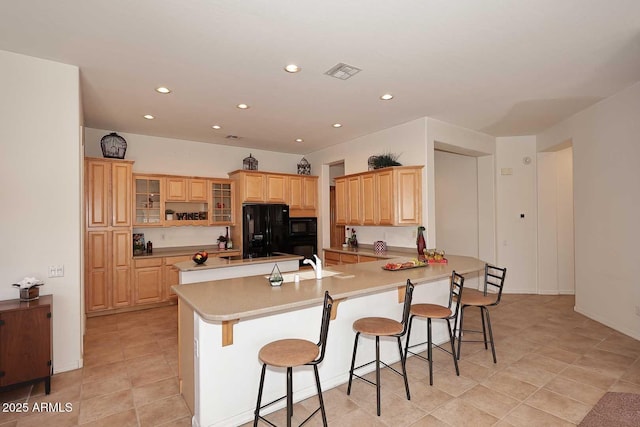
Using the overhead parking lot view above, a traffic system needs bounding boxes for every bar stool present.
[404,271,465,385]
[254,291,333,427]
[347,279,414,416]
[456,264,506,363]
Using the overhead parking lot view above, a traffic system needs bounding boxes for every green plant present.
[165,209,175,214]
[372,152,402,169]
[217,235,228,243]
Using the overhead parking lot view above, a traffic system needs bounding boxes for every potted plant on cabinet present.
[217,235,227,249]
[165,209,175,221]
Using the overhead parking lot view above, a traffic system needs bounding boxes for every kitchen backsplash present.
[134,226,229,249]
[345,226,420,249]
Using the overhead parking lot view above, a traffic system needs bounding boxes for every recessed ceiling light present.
[155,87,171,94]
[380,93,394,100]
[212,125,221,130]
[295,138,304,143]
[237,103,250,109]
[284,64,301,73]
[332,123,342,128]
[143,114,155,120]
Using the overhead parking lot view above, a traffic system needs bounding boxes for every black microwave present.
[289,217,317,236]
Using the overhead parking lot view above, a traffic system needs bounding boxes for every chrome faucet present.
[303,254,323,279]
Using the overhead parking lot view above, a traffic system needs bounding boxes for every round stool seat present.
[459,290,497,306]
[353,317,403,336]
[259,339,319,368]
[410,303,451,319]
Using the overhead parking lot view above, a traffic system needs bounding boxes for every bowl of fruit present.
[192,251,208,265]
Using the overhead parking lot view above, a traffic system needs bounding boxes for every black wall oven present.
[288,217,317,265]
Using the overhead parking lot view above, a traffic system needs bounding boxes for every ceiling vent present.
[325,63,362,80]
[225,135,239,139]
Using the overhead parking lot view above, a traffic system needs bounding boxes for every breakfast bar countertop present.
[172,254,486,322]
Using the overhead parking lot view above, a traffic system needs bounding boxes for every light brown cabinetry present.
[265,174,287,203]
[0,295,52,394]
[85,158,134,314]
[210,180,234,225]
[166,177,208,202]
[164,256,191,301]
[134,175,164,226]
[323,250,384,265]
[335,166,423,226]
[86,158,132,228]
[289,175,318,217]
[133,258,164,305]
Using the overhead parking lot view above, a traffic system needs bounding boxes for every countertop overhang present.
[173,255,486,322]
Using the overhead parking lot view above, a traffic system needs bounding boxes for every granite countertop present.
[173,254,486,322]
[174,252,303,272]
[133,245,240,259]
[324,244,417,259]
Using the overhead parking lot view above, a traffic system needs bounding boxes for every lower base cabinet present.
[0,295,52,394]
[133,258,164,304]
[323,250,384,265]
[164,256,192,301]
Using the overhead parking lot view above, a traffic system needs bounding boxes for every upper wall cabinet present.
[133,175,164,226]
[335,166,423,226]
[165,177,208,202]
[210,179,234,225]
[228,171,318,217]
[86,158,133,228]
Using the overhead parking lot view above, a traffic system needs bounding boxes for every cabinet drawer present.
[164,255,192,265]
[358,255,380,263]
[324,251,341,262]
[134,258,163,268]
[340,254,359,264]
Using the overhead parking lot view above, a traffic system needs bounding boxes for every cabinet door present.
[112,230,132,307]
[86,160,109,228]
[361,173,376,225]
[340,253,359,264]
[0,305,51,387]
[134,176,163,226]
[242,173,265,202]
[358,255,380,263]
[288,176,303,210]
[323,250,341,266]
[376,170,394,225]
[265,174,287,203]
[134,267,163,304]
[302,177,317,209]
[166,177,187,201]
[164,256,191,300]
[111,162,132,227]
[395,168,421,225]
[86,231,110,311]
[210,180,234,225]
[347,176,361,224]
[188,179,208,201]
[335,178,347,225]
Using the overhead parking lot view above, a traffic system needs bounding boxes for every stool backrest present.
[314,291,334,364]
[449,271,465,320]
[399,279,416,336]
[484,264,507,304]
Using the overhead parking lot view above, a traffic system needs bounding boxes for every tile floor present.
[1,294,639,426]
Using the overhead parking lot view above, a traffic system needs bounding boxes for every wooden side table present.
[0,294,52,394]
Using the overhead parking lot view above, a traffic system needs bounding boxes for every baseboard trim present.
[574,305,640,340]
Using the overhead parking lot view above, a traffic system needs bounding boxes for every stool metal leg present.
[286,367,293,427]
[397,336,410,400]
[446,318,459,376]
[484,307,497,363]
[427,318,433,385]
[480,306,488,349]
[254,364,267,426]
[313,365,328,426]
[456,306,465,360]
[375,335,381,416]
[347,332,360,395]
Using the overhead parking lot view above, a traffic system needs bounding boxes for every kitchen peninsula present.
[174,252,302,284]
[174,254,486,427]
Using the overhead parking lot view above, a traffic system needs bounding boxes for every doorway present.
[329,162,345,248]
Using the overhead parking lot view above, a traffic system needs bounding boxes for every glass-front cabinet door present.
[210,180,234,225]
[134,175,163,226]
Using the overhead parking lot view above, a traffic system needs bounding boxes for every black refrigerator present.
[242,204,290,258]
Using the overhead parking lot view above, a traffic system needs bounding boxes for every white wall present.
[495,136,538,293]
[85,128,301,248]
[537,147,574,295]
[434,150,479,257]
[0,50,83,372]
[538,82,640,339]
